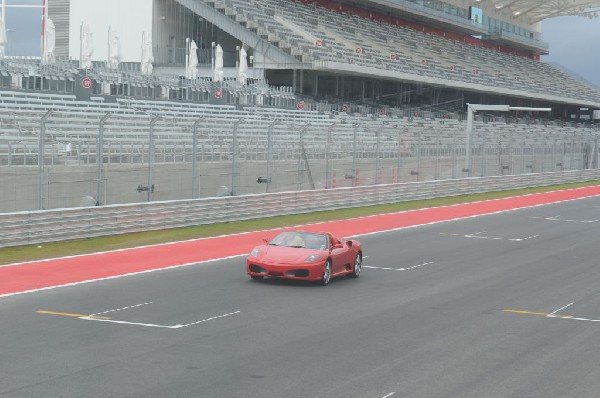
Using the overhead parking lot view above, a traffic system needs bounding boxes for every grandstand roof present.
[486,0,600,23]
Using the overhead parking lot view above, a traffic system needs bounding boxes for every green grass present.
[2,180,599,265]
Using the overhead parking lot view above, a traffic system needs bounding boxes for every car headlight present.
[250,248,259,257]
[305,254,321,262]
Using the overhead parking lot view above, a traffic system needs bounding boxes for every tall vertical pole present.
[435,128,441,180]
[80,22,84,66]
[266,120,275,193]
[325,123,335,189]
[185,37,190,79]
[352,124,358,187]
[147,115,159,202]
[211,41,215,81]
[192,117,204,199]
[375,127,382,184]
[397,128,404,183]
[231,118,242,195]
[595,133,599,169]
[466,104,474,177]
[416,127,422,182]
[42,0,47,57]
[97,112,111,206]
[38,111,51,210]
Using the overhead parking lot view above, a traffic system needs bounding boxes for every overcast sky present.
[542,16,600,88]
[2,2,599,88]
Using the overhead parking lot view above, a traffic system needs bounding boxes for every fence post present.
[231,118,243,195]
[147,115,160,202]
[298,122,314,190]
[375,126,382,184]
[451,128,456,179]
[325,123,335,189]
[97,112,111,205]
[416,126,422,182]
[352,124,358,187]
[569,131,575,170]
[266,119,276,193]
[38,110,52,210]
[594,134,598,169]
[482,128,488,177]
[192,116,204,199]
[521,134,526,174]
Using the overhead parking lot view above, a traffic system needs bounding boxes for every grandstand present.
[41,0,600,115]
[0,0,599,212]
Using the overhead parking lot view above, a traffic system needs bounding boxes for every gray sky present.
[542,16,600,88]
[4,0,42,56]
[2,2,599,88]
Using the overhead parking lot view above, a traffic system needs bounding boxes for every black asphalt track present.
[2,196,600,398]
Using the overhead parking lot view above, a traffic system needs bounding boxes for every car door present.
[329,237,349,274]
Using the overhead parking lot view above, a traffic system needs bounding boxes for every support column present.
[362,79,366,102]
[292,69,297,93]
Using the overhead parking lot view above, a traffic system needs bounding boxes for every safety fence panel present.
[1,169,599,248]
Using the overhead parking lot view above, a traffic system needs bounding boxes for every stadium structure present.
[40,0,600,117]
[1,0,600,213]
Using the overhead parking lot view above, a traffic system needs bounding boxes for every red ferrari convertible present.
[246,231,363,285]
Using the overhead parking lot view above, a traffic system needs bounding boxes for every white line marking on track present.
[90,302,153,316]
[81,310,241,329]
[364,262,433,271]
[80,318,178,329]
[382,393,396,398]
[440,232,539,242]
[175,310,242,328]
[505,309,600,323]
[548,302,574,317]
[529,215,598,223]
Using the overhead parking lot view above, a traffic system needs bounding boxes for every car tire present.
[321,260,332,286]
[349,252,362,278]
[250,275,264,280]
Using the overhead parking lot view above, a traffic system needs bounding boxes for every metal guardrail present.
[1,170,599,248]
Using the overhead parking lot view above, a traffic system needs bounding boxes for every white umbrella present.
[188,40,198,79]
[213,44,224,82]
[238,46,247,85]
[141,31,153,75]
[80,23,93,69]
[108,27,120,69]
[0,9,6,60]
[42,18,56,64]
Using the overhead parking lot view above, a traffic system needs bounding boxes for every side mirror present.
[262,238,269,244]
[346,241,353,247]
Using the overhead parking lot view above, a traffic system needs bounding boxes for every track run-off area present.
[3,185,600,397]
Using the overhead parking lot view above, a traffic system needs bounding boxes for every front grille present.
[285,269,309,277]
[249,264,267,274]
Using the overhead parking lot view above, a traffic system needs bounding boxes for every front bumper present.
[246,259,324,280]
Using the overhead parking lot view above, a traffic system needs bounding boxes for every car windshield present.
[269,232,328,250]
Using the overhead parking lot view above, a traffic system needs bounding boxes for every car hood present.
[260,245,324,263]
